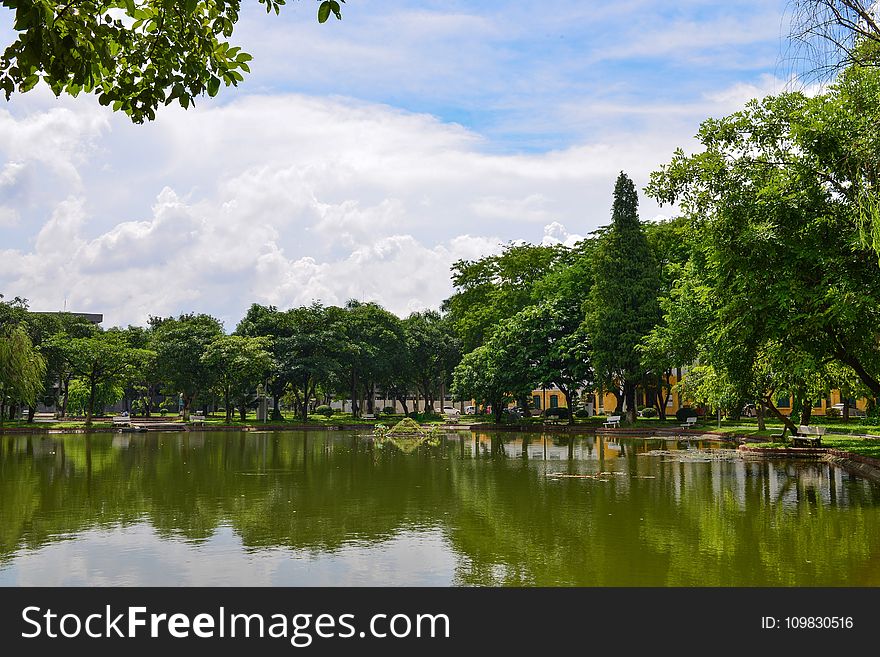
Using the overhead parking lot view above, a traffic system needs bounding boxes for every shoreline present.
[6,421,880,483]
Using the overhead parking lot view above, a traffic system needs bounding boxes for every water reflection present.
[1,431,879,586]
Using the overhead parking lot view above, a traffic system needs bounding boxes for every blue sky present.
[0,0,804,327]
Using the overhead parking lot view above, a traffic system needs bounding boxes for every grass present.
[746,436,880,459]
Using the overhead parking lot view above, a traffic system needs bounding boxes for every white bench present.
[189,412,206,425]
[603,415,621,428]
[112,415,131,428]
[362,413,376,420]
[680,416,698,428]
[793,425,825,448]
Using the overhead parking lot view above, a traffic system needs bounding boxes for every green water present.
[1,430,878,586]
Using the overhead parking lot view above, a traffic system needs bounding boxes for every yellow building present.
[524,370,868,417]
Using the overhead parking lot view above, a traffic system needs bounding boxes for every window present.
[776,394,790,408]
[550,395,559,408]
[532,395,541,410]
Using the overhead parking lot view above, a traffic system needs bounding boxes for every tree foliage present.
[202,334,273,422]
[584,172,659,422]
[1,0,343,123]
[151,313,224,418]
[444,243,563,353]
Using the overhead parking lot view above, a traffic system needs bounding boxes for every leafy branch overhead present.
[0,0,344,123]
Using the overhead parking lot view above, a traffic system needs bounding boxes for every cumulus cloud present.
[0,91,689,327]
[541,222,584,248]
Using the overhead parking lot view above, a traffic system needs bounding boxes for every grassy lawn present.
[746,436,880,459]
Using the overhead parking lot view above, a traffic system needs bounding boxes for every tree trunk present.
[493,399,503,424]
[224,384,232,424]
[834,345,880,399]
[367,382,375,414]
[563,388,574,425]
[301,375,310,423]
[396,395,409,416]
[272,393,282,421]
[60,374,71,419]
[843,397,850,422]
[350,372,359,418]
[27,405,35,423]
[757,402,766,431]
[86,375,96,427]
[612,386,624,414]
[801,398,812,426]
[762,394,798,438]
[623,381,637,424]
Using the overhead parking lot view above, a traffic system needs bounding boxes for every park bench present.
[189,411,206,426]
[792,425,825,448]
[362,413,376,420]
[112,415,131,428]
[603,415,621,428]
[680,416,698,429]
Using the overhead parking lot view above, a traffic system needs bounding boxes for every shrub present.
[574,409,590,418]
[383,406,397,415]
[315,405,334,417]
[640,407,657,418]
[676,407,698,422]
[544,407,570,419]
[825,407,841,419]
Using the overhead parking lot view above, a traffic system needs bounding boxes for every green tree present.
[451,343,530,424]
[67,329,135,426]
[444,243,563,353]
[584,172,659,423]
[403,310,461,413]
[0,299,46,426]
[151,313,224,419]
[647,78,880,403]
[65,378,123,416]
[273,304,342,422]
[334,301,405,418]
[202,334,273,423]
[236,303,296,421]
[490,299,592,424]
[1,0,342,123]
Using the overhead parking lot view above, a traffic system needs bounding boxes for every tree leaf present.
[318,1,331,23]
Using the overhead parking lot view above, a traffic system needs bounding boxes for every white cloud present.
[0,91,696,327]
[541,222,584,248]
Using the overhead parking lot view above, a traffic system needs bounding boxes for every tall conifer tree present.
[585,172,659,422]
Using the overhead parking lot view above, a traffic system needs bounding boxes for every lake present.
[1,430,879,586]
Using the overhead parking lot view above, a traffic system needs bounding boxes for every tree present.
[66,378,123,416]
[443,243,563,353]
[451,344,530,424]
[273,304,342,422]
[403,310,461,413]
[490,299,592,424]
[647,80,880,404]
[334,301,405,418]
[152,313,224,419]
[789,1,880,75]
[584,172,659,423]
[0,0,343,123]
[202,334,273,423]
[67,329,134,425]
[236,303,296,420]
[0,300,46,426]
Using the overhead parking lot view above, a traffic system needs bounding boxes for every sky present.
[0,0,805,329]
